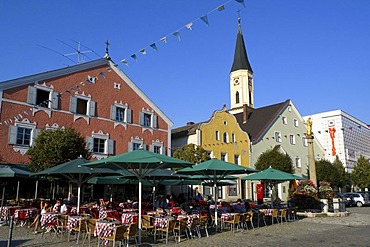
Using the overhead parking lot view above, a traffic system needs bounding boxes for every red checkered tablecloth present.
[153,216,174,229]
[14,208,37,224]
[221,213,236,221]
[177,214,200,228]
[94,220,122,245]
[40,212,58,227]
[121,213,138,225]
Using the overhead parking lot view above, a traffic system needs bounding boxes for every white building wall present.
[304,110,370,172]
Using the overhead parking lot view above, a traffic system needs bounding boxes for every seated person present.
[180,200,192,215]
[233,199,246,213]
[52,200,62,213]
[219,201,231,213]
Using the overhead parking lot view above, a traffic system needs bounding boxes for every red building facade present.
[0,58,172,164]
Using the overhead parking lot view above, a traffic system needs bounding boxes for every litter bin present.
[339,201,346,212]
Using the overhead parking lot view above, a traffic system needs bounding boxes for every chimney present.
[243,104,248,124]
[186,122,195,126]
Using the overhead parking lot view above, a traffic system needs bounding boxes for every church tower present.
[229,16,254,114]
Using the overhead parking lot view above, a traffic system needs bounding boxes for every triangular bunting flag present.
[160,37,167,43]
[131,54,138,62]
[99,72,106,79]
[186,22,193,30]
[200,15,209,26]
[150,43,158,52]
[80,81,85,86]
[121,59,129,66]
[235,0,245,7]
[217,5,225,11]
[140,49,146,55]
[173,31,181,41]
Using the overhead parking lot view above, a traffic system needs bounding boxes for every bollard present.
[333,198,339,212]
[320,199,328,213]
[7,216,14,247]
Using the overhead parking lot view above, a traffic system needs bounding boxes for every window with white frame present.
[87,131,114,155]
[234,154,240,165]
[139,110,157,128]
[232,133,236,143]
[294,119,299,127]
[128,137,145,151]
[27,85,59,109]
[282,116,287,125]
[290,134,296,145]
[215,131,220,141]
[150,140,164,154]
[274,131,282,143]
[70,94,95,116]
[111,103,132,123]
[228,185,237,196]
[302,137,308,147]
[223,132,228,143]
[221,152,227,161]
[295,157,301,168]
[8,119,40,147]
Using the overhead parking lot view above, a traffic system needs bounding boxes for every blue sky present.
[1,1,369,128]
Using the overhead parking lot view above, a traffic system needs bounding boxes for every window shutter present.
[70,96,77,113]
[27,86,37,105]
[153,114,158,128]
[161,146,165,155]
[149,145,154,152]
[142,144,147,150]
[110,105,116,120]
[51,92,59,109]
[32,129,41,146]
[8,126,17,144]
[86,137,94,152]
[139,112,144,126]
[108,139,114,154]
[128,142,133,152]
[127,109,132,123]
[89,100,96,117]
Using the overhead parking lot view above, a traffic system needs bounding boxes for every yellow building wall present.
[199,109,252,201]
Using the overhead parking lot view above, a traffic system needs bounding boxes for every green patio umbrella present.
[0,164,33,207]
[241,166,305,208]
[84,149,194,243]
[176,158,257,229]
[33,157,119,213]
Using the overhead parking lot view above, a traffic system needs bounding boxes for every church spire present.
[230,16,253,73]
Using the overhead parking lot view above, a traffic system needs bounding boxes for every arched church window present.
[235,91,240,104]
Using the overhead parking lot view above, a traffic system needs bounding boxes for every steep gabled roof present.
[0,58,110,90]
[233,100,291,143]
[171,122,203,138]
[230,17,253,73]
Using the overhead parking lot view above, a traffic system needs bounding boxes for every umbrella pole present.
[1,187,5,208]
[16,181,20,202]
[214,182,218,231]
[34,180,38,199]
[138,180,142,244]
[152,186,156,211]
[77,186,81,214]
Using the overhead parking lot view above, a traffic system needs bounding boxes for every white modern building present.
[304,110,370,172]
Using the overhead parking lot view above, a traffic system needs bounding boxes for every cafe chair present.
[97,224,126,247]
[188,217,201,238]
[278,209,287,223]
[68,217,87,244]
[123,222,138,247]
[224,213,240,232]
[241,212,254,231]
[155,219,176,245]
[82,218,97,247]
[271,209,279,225]
[173,218,189,242]
[197,215,209,237]
[141,215,154,236]
[56,214,68,239]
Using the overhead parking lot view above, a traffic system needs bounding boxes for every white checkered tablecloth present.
[14,208,37,225]
[67,215,83,232]
[40,212,58,227]
[221,213,236,221]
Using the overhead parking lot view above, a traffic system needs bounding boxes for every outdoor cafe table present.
[153,216,174,229]
[66,215,90,232]
[14,208,38,226]
[99,209,118,220]
[177,214,200,228]
[94,219,122,245]
[40,212,58,227]
[121,212,138,225]
[0,206,21,217]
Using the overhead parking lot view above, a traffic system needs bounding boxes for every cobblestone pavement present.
[1,207,370,247]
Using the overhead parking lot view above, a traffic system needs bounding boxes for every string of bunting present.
[121,0,245,66]
[0,71,107,126]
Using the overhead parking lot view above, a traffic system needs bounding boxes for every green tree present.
[332,156,346,188]
[173,144,210,163]
[316,157,346,189]
[254,149,294,174]
[27,127,90,172]
[352,155,370,189]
